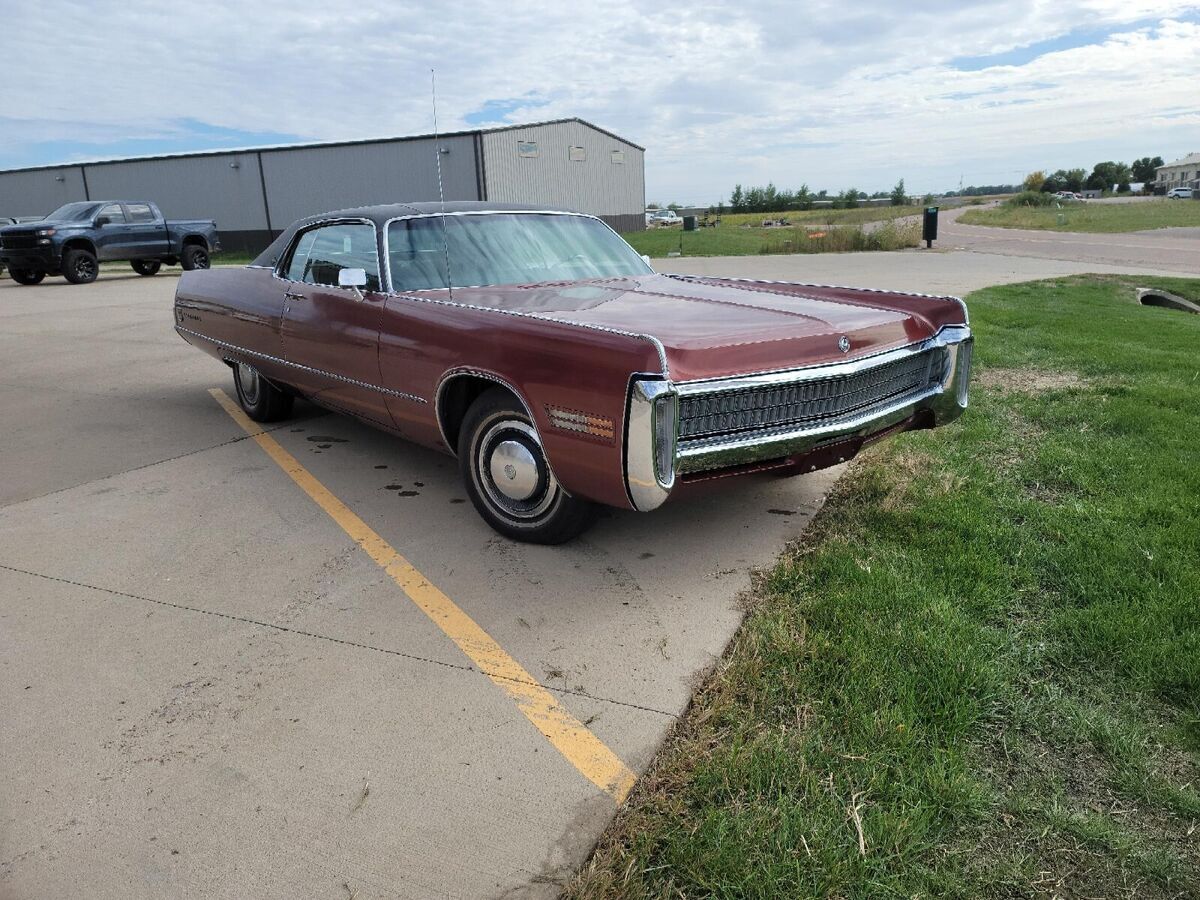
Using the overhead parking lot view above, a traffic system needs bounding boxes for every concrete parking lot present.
[1,241,1188,898]
[0,271,836,898]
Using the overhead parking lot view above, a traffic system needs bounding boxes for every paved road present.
[938,204,1200,274]
[0,272,835,899]
[667,239,1186,294]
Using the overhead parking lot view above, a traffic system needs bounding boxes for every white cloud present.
[1,0,1197,201]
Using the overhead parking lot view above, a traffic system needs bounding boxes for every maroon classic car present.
[174,202,972,543]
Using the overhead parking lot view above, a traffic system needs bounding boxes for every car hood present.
[421,273,966,382]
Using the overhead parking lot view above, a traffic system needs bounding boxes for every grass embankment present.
[568,275,1200,899]
[960,200,1200,233]
[623,219,920,259]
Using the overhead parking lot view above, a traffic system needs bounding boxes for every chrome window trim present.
[271,216,380,289]
[674,325,971,395]
[662,273,970,326]
[175,325,426,405]
[379,208,653,294]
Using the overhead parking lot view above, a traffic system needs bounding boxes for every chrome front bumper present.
[625,325,973,511]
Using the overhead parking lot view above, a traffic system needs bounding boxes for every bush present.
[1005,191,1056,208]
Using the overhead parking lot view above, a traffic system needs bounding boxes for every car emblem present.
[838,335,851,353]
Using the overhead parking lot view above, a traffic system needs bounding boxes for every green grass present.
[712,206,925,228]
[567,275,1200,899]
[959,199,1200,233]
[622,220,920,259]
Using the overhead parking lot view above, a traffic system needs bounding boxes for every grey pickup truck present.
[0,201,220,285]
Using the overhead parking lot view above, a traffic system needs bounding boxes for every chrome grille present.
[679,349,944,442]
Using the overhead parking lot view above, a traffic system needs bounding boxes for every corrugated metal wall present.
[260,134,480,228]
[0,121,645,250]
[481,121,645,225]
[0,167,88,218]
[84,153,269,232]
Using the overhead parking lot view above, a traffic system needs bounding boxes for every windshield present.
[387,213,651,291]
[44,202,101,222]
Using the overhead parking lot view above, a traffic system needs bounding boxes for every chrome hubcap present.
[236,364,260,405]
[488,439,539,501]
[476,419,556,519]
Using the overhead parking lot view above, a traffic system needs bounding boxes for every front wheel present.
[232,362,294,422]
[181,245,210,270]
[131,259,161,276]
[62,248,99,284]
[458,388,596,544]
[9,267,45,285]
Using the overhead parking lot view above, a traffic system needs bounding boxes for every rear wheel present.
[131,259,161,276]
[232,362,294,422]
[181,245,210,270]
[457,388,596,544]
[62,248,98,284]
[9,267,45,285]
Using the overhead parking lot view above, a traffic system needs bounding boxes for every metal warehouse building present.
[0,118,646,252]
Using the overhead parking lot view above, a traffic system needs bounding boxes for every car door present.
[123,202,165,258]
[92,203,127,260]
[278,221,390,425]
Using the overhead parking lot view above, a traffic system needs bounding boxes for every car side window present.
[284,230,319,282]
[126,203,155,223]
[291,223,380,292]
[98,203,125,224]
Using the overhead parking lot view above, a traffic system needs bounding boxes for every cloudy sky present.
[2,0,1197,203]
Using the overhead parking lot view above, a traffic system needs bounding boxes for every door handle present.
[284,291,305,301]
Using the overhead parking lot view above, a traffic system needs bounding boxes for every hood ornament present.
[838,335,851,354]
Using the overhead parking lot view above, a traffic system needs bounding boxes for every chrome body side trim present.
[175,325,426,404]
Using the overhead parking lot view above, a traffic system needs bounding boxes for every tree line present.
[722,179,915,214]
[1023,157,1163,194]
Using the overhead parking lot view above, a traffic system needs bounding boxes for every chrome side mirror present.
[338,267,367,298]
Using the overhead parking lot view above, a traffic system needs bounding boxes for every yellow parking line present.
[209,388,637,803]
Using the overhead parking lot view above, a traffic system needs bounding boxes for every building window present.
[518,141,538,158]
[610,149,625,165]
[569,146,586,162]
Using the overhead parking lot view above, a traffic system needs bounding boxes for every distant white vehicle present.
[1167,187,1193,199]
[650,209,682,226]
[1053,191,1084,202]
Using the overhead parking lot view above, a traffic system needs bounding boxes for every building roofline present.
[0,117,644,176]
[1157,152,1200,169]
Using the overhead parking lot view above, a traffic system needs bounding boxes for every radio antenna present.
[431,68,453,299]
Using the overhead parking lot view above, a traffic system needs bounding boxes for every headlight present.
[36,228,56,237]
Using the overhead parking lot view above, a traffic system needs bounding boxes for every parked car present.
[0,201,220,285]
[174,202,972,543]
[1053,191,1084,202]
[1167,187,1194,199]
[650,209,682,227]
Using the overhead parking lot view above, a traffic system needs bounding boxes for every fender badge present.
[838,335,851,353]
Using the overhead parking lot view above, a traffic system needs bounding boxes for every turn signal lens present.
[653,392,677,485]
